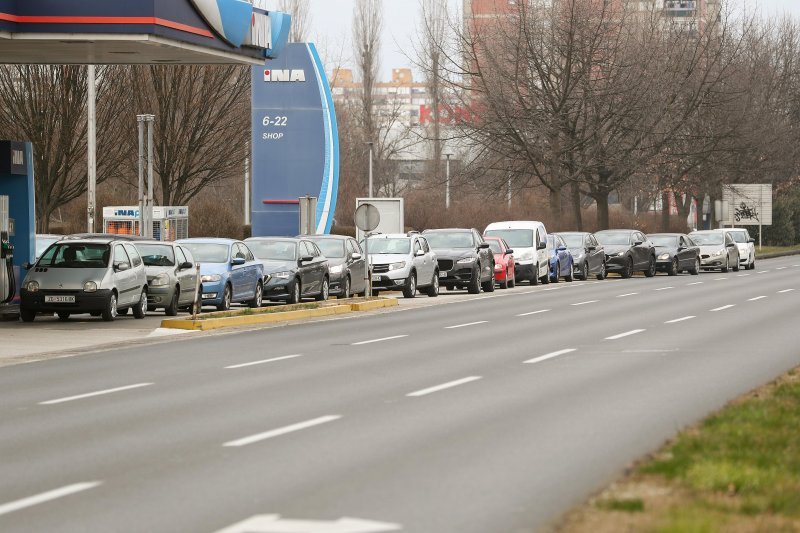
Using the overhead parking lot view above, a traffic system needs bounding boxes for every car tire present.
[644,256,656,277]
[217,284,232,311]
[467,266,481,294]
[581,262,589,281]
[596,261,607,280]
[690,258,700,275]
[622,257,633,279]
[733,259,740,272]
[343,276,351,299]
[508,269,515,288]
[482,267,495,292]
[721,257,729,273]
[668,258,678,276]
[403,272,417,298]
[426,272,439,297]
[530,265,539,285]
[551,262,560,283]
[132,290,148,319]
[565,263,574,282]
[57,312,70,321]
[288,279,301,304]
[315,277,330,301]
[20,308,36,323]
[248,281,263,308]
[500,272,509,290]
[165,289,179,316]
[750,258,755,270]
[102,292,118,322]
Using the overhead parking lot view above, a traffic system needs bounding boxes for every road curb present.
[757,249,800,259]
[160,298,398,331]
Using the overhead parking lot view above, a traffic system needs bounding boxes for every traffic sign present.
[354,203,381,233]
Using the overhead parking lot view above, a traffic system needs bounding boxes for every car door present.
[475,230,492,281]
[242,243,261,296]
[175,246,197,305]
[229,243,248,301]
[123,243,146,299]
[349,239,366,293]
[677,236,692,268]
[586,235,600,273]
[112,244,136,306]
[631,232,646,268]
[536,228,548,278]
[725,233,738,264]
[420,236,437,283]
[311,242,327,288]
[299,241,320,294]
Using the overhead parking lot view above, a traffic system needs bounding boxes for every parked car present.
[689,230,740,272]
[300,234,366,298]
[484,236,515,289]
[547,234,574,283]
[245,237,331,304]
[484,221,550,285]
[178,238,264,311]
[722,228,756,270]
[35,234,63,261]
[646,233,701,276]
[20,237,149,322]
[422,228,495,294]
[594,230,657,278]
[134,241,199,315]
[555,232,606,280]
[365,232,439,298]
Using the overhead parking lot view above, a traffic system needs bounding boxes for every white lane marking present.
[407,376,482,397]
[225,354,303,370]
[351,335,408,346]
[540,287,563,292]
[654,287,674,291]
[665,316,696,324]
[748,296,767,301]
[778,289,795,294]
[40,383,153,405]
[605,329,645,340]
[713,277,727,281]
[711,305,735,312]
[517,309,550,317]
[571,300,599,306]
[524,348,576,364]
[223,415,341,447]
[737,273,750,277]
[215,515,402,533]
[445,321,488,329]
[616,292,638,298]
[0,482,101,517]
[757,270,769,274]
[776,267,787,270]
[687,282,703,286]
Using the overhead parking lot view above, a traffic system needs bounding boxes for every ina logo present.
[189,0,253,47]
[263,69,307,82]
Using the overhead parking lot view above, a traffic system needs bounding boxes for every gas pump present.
[1,195,15,305]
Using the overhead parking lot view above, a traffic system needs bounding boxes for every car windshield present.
[247,241,297,261]
[648,236,679,247]
[691,233,724,245]
[182,243,229,263]
[727,231,748,243]
[560,234,584,248]
[424,232,474,249]
[367,238,411,254]
[137,244,176,267]
[546,235,555,248]
[484,229,533,248]
[38,243,110,268]
[311,239,345,258]
[35,237,60,258]
[487,240,503,254]
[595,232,631,246]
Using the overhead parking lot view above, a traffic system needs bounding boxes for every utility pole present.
[87,65,97,233]
[445,153,453,210]
[136,114,155,237]
[367,141,374,198]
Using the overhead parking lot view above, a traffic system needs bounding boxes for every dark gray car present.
[594,230,656,278]
[646,233,701,276]
[134,241,200,315]
[555,232,607,280]
[246,237,330,304]
[422,228,495,294]
[300,234,366,298]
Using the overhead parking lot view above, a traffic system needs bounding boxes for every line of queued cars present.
[19,223,757,322]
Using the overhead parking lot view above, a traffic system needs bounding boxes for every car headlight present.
[201,274,222,283]
[457,257,475,264]
[713,250,724,257]
[658,253,670,260]
[329,265,344,275]
[388,261,406,271]
[83,281,98,293]
[150,273,169,287]
[26,280,39,292]
[271,271,292,279]
[615,252,625,257]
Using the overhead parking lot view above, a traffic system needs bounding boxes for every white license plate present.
[45,295,75,304]
[371,275,382,282]
[439,271,448,278]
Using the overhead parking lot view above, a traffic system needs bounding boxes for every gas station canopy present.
[0,0,290,65]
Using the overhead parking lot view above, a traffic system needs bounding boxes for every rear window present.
[38,243,110,269]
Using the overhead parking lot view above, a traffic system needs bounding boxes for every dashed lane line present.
[605,329,646,340]
[225,354,303,369]
[223,415,342,447]
[748,296,768,301]
[351,335,408,346]
[687,282,703,286]
[571,300,599,306]
[0,482,102,517]
[665,316,696,324]
[616,293,638,298]
[654,287,674,291]
[778,289,795,294]
[516,309,550,317]
[407,376,482,397]
[39,383,153,406]
[757,270,769,274]
[711,305,735,312]
[445,321,488,329]
[713,277,727,281]
[524,349,576,364]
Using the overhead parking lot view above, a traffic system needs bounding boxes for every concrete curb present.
[161,298,399,331]
[757,249,800,259]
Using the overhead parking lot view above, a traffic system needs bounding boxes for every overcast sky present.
[266,0,800,81]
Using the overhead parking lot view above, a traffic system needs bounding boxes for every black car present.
[300,234,367,298]
[555,232,607,280]
[646,233,701,276]
[594,230,656,278]
[245,237,330,304]
[422,228,495,294]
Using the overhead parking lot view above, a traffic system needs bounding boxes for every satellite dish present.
[354,203,380,232]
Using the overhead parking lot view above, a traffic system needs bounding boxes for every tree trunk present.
[661,189,671,232]
[570,182,583,231]
[549,187,562,222]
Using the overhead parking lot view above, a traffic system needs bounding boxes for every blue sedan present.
[178,238,264,311]
[548,234,574,283]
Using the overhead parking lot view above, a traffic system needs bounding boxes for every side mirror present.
[351,252,362,260]
[22,262,32,270]
[537,242,547,250]
[415,249,425,257]
[726,242,736,248]
[300,255,314,263]
[179,261,194,270]
[557,246,567,252]
[677,246,686,252]
[114,261,131,272]
[231,257,246,266]
[478,243,490,250]
[586,246,596,252]
[748,238,755,243]
[634,240,644,246]
[504,249,514,255]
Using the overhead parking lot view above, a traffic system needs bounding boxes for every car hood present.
[602,245,631,255]
[199,262,230,276]
[568,247,586,256]
[24,267,109,291]
[369,253,410,264]
[654,245,677,254]
[430,248,475,260]
[257,259,297,274]
[698,245,726,255]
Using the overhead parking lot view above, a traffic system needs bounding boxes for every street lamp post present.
[136,114,155,237]
[367,142,374,198]
[87,65,97,233]
[445,153,453,210]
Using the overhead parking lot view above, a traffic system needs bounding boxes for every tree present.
[277,0,312,43]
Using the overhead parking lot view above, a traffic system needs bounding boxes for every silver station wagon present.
[20,237,149,322]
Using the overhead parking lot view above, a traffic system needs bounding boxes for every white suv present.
[722,228,756,270]
[365,233,439,298]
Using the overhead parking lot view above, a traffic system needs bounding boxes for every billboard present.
[251,43,339,237]
[722,184,773,226]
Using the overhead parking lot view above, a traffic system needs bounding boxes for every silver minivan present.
[20,237,149,322]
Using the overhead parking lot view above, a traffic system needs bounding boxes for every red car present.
[484,236,516,289]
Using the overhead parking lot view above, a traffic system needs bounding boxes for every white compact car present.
[722,228,756,270]
[484,221,551,285]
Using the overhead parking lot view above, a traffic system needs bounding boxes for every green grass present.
[596,497,645,512]
[755,245,800,256]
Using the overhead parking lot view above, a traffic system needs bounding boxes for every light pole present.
[87,65,97,233]
[445,153,453,210]
[136,114,155,237]
[367,142,374,198]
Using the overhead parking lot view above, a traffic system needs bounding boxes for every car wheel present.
[403,272,417,298]
[57,312,70,321]
[482,267,495,292]
[102,292,118,322]
[500,270,509,290]
[508,268,515,288]
[248,281,264,308]
[315,277,330,301]
[690,258,700,275]
[165,289,179,316]
[750,258,755,270]
[217,284,232,311]
[551,262,560,283]
[668,258,678,276]
[288,279,301,304]
[596,261,607,280]
[565,263,574,282]
[343,276,351,299]
[581,262,589,281]
[721,257,729,273]
[644,256,656,277]
[622,257,633,279]
[426,272,439,297]
[733,259,740,272]
[467,266,481,294]
[133,290,148,319]
[20,308,36,323]
[530,265,539,285]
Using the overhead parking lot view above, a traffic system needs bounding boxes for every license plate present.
[45,295,75,304]
[439,271,448,278]
[371,275,382,282]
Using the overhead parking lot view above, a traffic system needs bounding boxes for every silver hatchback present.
[134,241,199,315]
[20,238,149,322]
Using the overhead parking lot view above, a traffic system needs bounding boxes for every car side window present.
[180,247,195,265]
[232,243,246,260]
[175,247,187,265]
[312,243,322,257]
[299,241,311,257]
[123,244,142,267]
[413,239,422,255]
[114,244,130,265]
[349,240,362,255]
[242,244,255,261]
[420,237,430,253]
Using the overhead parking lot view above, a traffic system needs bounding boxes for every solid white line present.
[616,292,638,298]
[225,354,303,369]
[654,287,674,291]
[711,305,735,312]
[571,300,598,306]
[407,376,482,397]
[605,329,645,340]
[778,289,795,294]
[516,309,550,317]
[351,335,408,346]
[665,316,696,324]
[687,282,704,286]
[524,348,576,364]
[748,296,767,301]
[223,415,341,447]
[445,321,488,329]
[40,383,153,405]
[0,482,101,517]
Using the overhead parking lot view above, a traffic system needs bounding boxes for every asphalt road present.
[0,257,798,533]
